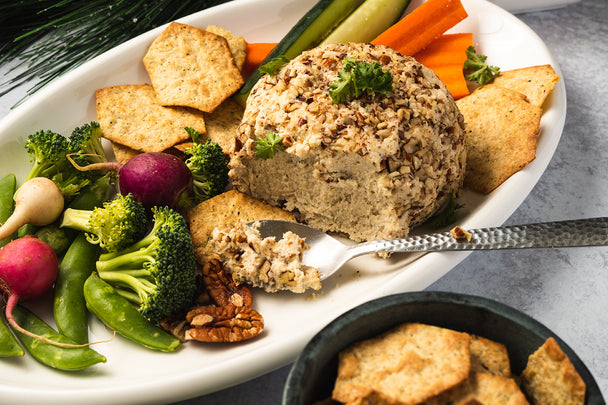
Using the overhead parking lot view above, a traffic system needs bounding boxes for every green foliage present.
[0,0,232,102]
[95,206,197,324]
[254,131,285,160]
[329,57,393,104]
[60,193,148,253]
[463,46,501,86]
[184,140,229,203]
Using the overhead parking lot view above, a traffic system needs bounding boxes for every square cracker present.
[187,189,296,264]
[143,22,244,113]
[173,98,244,154]
[457,84,542,194]
[96,84,205,153]
[520,337,586,405]
[332,323,471,405]
[469,334,512,377]
[491,64,560,108]
[423,372,529,405]
[206,25,247,71]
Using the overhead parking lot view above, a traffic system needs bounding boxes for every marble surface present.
[0,0,605,403]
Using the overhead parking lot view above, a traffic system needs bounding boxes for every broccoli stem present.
[97,271,156,304]
[59,208,93,232]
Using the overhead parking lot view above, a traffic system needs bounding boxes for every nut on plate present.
[203,257,253,307]
[185,305,264,343]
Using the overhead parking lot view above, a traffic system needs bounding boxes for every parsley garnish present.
[463,46,501,86]
[259,56,290,76]
[254,131,285,159]
[426,191,465,229]
[329,57,393,104]
[185,126,203,143]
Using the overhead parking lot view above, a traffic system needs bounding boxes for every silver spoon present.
[252,217,608,281]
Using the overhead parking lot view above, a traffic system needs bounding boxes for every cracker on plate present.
[96,83,205,153]
[423,372,530,405]
[491,64,560,108]
[332,322,471,405]
[520,337,586,405]
[143,22,244,113]
[172,98,244,154]
[110,141,140,165]
[187,189,296,265]
[456,84,542,194]
[469,334,512,377]
[206,25,247,71]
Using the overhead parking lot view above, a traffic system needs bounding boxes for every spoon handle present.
[347,217,608,256]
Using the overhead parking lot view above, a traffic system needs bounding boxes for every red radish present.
[0,177,65,241]
[0,236,60,342]
[71,152,193,209]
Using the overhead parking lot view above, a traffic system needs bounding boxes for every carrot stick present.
[413,33,473,99]
[371,0,468,56]
[242,42,276,79]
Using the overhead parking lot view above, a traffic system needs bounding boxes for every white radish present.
[0,177,65,240]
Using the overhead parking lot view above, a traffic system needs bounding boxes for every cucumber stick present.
[234,0,363,106]
[321,0,412,45]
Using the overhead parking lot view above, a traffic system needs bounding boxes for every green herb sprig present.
[254,131,284,160]
[329,57,393,104]
[426,191,465,229]
[259,56,289,76]
[463,46,501,86]
[0,0,231,104]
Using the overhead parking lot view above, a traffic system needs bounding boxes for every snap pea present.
[54,233,101,344]
[0,173,16,247]
[84,273,181,352]
[0,313,23,357]
[10,305,106,371]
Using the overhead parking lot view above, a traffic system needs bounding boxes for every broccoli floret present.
[184,139,229,203]
[94,206,197,324]
[69,121,108,164]
[24,127,104,201]
[60,193,148,253]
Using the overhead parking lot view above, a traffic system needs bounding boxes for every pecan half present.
[184,305,264,343]
[203,258,253,307]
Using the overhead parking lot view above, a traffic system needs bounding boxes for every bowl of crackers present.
[283,291,604,405]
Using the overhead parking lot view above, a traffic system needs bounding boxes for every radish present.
[0,236,60,341]
[0,177,65,241]
[0,235,107,348]
[71,152,193,209]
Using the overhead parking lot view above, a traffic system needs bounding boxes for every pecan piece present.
[203,258,253,307]
[184,305,264,343]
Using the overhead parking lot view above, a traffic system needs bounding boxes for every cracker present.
[332,323,471,405]
[96,84,205,153]
[143,22,244,113]
[520,337,586,405]
[206,25,247,71]
[110,142,140,164]
[424,372,530,405]
[187,189,296,264]
[492,64,560,108]
[456,85,542,193]
[469,334,512,377]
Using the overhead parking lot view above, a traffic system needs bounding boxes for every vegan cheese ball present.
[230,42,466,242]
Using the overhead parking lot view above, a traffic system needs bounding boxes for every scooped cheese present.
[211,221,321,293]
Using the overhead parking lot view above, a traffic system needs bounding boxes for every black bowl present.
[283,291,604,405]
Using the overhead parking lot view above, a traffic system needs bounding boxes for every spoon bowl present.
[253,217,608,281]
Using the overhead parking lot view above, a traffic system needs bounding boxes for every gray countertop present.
[1,0,606,403]
[174,1,608,403]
